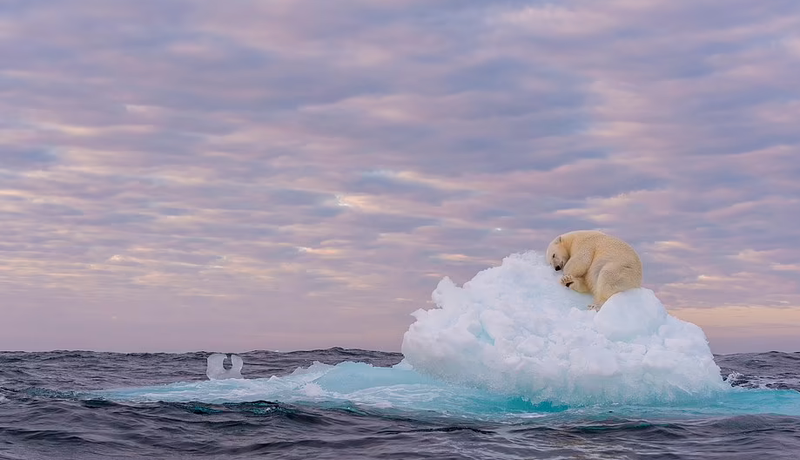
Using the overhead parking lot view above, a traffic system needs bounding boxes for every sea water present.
[2,351,799,459]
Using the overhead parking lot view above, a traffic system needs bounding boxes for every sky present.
[1,0,799,355]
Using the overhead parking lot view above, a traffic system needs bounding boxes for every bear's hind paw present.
[587,303,602,311]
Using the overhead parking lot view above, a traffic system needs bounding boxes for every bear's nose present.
[555,265,562,271]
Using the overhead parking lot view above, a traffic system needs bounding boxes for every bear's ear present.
[556,236,562,243]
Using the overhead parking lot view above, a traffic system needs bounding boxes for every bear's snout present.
[554,265,562,271]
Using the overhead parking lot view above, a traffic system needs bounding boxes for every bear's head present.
[546,235,569,271]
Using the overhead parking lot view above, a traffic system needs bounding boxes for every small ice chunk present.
[206,353,244,380]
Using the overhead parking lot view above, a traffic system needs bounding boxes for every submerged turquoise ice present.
[92,359,800,422]
[91,251,800,421]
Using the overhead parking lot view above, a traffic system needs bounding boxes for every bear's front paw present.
[587,303,602,311]
[560,274,575,288]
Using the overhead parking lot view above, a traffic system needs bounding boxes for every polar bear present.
[545,230,643,311]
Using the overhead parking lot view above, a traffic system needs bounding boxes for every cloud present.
[1,0,798,353]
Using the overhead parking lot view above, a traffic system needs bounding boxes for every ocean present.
[3,254,799,459]
[0,348,799,460]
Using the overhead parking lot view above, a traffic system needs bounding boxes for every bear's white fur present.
[545,230,643,311]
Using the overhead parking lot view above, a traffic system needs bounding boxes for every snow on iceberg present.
[400,251,729,406]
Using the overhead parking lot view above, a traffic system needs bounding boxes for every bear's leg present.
[593,289,613,309]
[562,250,593,279]
[588,266,627,311]
[561,274,590,294]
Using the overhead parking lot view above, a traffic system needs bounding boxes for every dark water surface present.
[1,349,798,459]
